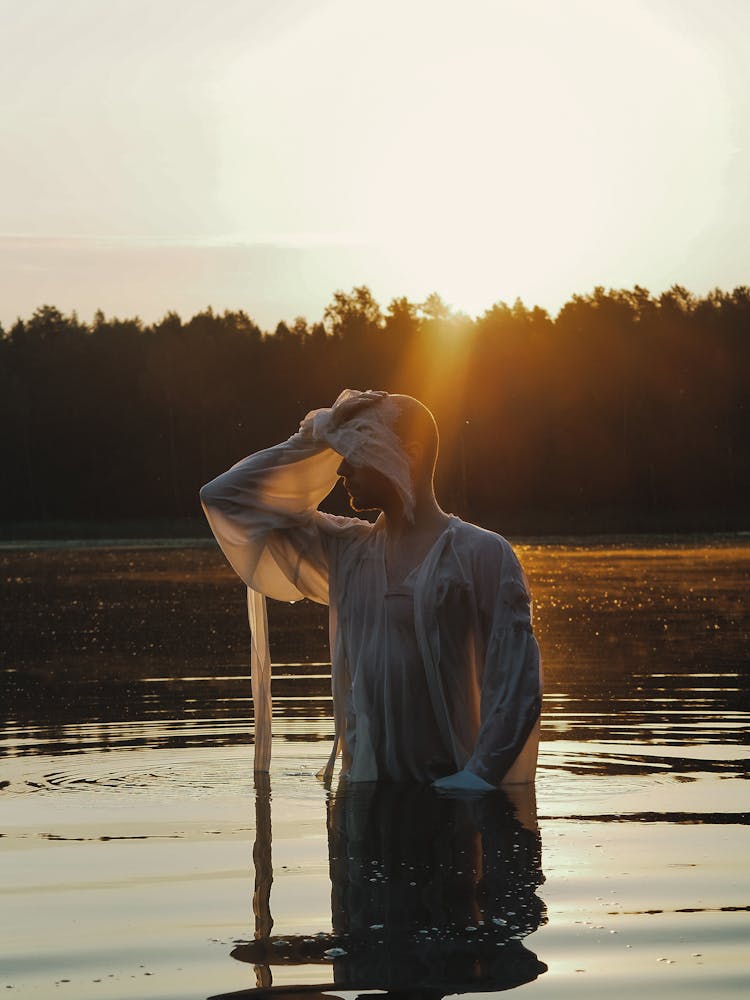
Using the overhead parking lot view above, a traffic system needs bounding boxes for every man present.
[200,389,542,791]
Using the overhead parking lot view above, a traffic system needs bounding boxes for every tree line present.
[0,284,747,533]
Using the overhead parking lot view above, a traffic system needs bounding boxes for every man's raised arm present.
[200,389,386,604]
[200,419,346,774]
[200,425,343,605]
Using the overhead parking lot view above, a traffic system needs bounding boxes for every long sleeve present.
[465,543,543,786]
[199,429,344,605]
[200,429,344,773]
[199,386,405,604]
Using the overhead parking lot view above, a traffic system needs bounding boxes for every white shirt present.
[200,427,542,785]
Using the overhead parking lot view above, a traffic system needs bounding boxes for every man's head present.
[336,457,398,514]
[389,394,440,483]
[335,393,439,515]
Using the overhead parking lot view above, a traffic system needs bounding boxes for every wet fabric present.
[200,402,543,785]
[300,388,417,521]
[361,581,453,782]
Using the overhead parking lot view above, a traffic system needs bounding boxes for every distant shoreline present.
[1,516,747,552]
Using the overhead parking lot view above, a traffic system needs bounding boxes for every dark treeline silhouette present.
[1,284,747,533]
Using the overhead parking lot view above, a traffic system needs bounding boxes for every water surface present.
[1,539,748,998]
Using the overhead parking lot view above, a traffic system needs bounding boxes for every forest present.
[0,284,747,535]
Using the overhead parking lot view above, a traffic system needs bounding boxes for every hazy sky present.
[1,0,748,327]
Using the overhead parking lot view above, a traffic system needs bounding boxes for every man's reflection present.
[227,780,546,998]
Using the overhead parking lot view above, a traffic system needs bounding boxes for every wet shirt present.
[200,428,543,785]
[353,577,455,782]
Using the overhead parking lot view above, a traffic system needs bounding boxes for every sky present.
[1,0,748,329]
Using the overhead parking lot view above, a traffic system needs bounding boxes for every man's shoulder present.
[450,516,514,556]
[449,517,523,582]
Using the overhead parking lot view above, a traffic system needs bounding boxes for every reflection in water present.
[223,778,546,998]
[3,543,747,1000]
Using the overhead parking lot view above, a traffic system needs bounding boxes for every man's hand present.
[330,390,387,429]
[432,768,495,794]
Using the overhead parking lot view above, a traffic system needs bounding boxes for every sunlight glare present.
[216,0,733,316]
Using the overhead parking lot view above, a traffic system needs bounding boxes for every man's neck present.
[381,487,450,539]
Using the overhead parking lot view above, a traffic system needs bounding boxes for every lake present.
[1,538,748,999]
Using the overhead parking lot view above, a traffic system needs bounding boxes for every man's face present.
[337,458,396,513]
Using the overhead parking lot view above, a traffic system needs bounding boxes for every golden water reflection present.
[2,541,747,760]
[1,541,747,1000]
